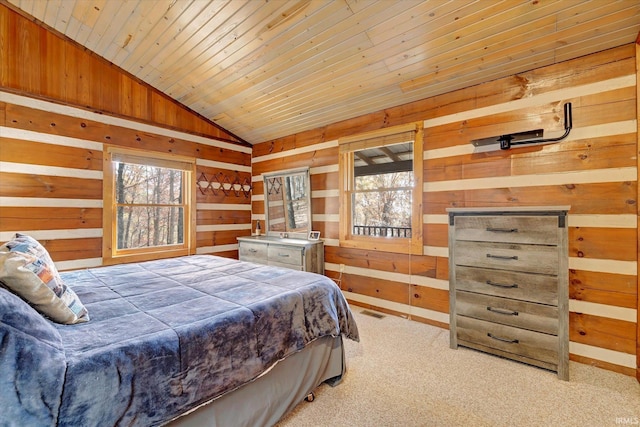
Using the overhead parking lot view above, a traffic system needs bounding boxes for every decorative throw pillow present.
[0,233,89,324]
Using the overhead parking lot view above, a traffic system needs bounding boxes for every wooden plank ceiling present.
[6,0,640,144]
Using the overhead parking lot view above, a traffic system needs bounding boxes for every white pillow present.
[0,233,89,324]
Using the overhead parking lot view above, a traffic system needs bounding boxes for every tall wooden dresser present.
[447,207,569,380]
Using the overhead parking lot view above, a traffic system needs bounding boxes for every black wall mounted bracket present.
[472,103,573,150]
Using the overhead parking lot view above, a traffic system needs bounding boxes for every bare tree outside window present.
[351,142,413,238]
[339,123,423,255]
[115,162,184,250]
[353,171,413,237]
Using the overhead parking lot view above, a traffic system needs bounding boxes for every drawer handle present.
[487,306,519,316]
[249,249,258,253]
[277,253,290,258]
[486,254,518,260]
[486,280,518,289]
[487,333,519,344]
[486,227,518,233]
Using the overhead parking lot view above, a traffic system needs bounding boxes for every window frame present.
[338,123,423,255]
[102,145,196,265]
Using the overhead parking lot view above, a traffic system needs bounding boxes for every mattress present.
[0,255,359,426]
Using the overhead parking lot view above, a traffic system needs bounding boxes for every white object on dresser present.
[447,206,569,380]
[237,236,324,274]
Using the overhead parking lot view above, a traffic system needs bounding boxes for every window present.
[103,146,196,264]
[339,123,423,254]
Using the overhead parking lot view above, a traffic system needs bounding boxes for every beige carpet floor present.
[276,309,640,427]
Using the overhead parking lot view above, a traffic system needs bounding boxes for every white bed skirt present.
[165,335,346,427]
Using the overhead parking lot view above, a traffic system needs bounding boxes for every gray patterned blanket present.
[0,255,359,426]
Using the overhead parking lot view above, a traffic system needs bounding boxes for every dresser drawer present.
[456,291,558,334]
[455,266,558,305]
[267,244,303,267]
[456,316,558,365]
[454,241,558,275]
[454,216,558,245]
[239,241,268,262]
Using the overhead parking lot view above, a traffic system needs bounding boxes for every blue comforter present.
[0,255,359,426]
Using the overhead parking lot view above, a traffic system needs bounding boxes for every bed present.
[0,234,359,427]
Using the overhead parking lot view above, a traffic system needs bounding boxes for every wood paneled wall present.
[0,4,244,145]
[1,3,637,379]
[0,5,252,268]
[253,44,639,378]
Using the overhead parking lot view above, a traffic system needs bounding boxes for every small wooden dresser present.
[237,236,324,274]
[447,207,569,380]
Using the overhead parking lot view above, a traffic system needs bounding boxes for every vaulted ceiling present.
[6,0,640,144]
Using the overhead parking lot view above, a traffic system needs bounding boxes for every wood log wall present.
[0,5,252,267]
[1,4,638,380]
[253,43,639,378]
